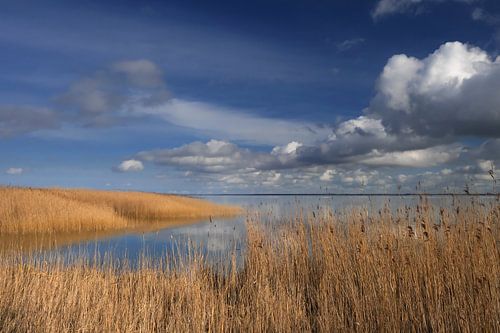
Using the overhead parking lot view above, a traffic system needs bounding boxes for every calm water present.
[20,195,499,266]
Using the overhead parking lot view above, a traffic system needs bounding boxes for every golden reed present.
[0,196,498,332]
[0,187,241,235]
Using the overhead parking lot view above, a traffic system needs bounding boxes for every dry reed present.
[0,187,241,235]
[0,197,498,332]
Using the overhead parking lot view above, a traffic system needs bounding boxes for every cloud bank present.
[368,42,500,138]
[132,41,499,192]
[1,41,498,192]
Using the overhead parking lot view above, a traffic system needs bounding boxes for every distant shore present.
[194,192,499,196]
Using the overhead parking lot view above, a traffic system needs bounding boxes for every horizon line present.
[188,192,499,197]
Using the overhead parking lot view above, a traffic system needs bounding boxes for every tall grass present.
[0,187,240,235]
[0,197,498,332]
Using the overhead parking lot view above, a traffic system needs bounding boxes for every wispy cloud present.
[1,57,334,147]
[372,0,477,19]
[337,38,365,52]
[5,167,24,175]
[0,106,58,138]
[336,38,365,52]
[136,99,332,146]
[472,8,500,25]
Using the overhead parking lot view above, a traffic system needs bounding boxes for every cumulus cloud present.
[0,106,59,137]
[320,169,336,181]
[137,140,242,173]
[134,137,457,190]
[9,43,487,192]
[132,138,497,192]
[114,159,144,172]
[5,167,24,175]
[295,116,389,165]
[295,116,440,166]
[111,42,500,191]
[368,41,500,138]
[477,159,494,173]
[136,139,293,173]
[340,169,378,187]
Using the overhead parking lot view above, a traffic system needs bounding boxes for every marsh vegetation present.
[0,194,498,332]
[0,187,240,235]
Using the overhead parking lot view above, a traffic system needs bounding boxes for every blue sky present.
[1,0,500,193]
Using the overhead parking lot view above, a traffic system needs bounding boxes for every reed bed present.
[0,187,240,235]
[0,197,498,332]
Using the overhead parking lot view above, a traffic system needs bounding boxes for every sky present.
[1,0,500,194]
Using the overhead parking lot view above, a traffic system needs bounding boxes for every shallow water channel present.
[3,195,497,267]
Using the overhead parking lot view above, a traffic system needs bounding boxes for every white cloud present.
[361,145,462,167]
[334,116,387,138]
[369,41,500,138]
[477,159,494,172]
[5,167,24,175]
[114,159,144,172]
[137,139,282,173]
[127,137,497,192]
[397,174,408,183]
[440,168,453,175]
[262,171,282,186]
[108,45,500,191]
[340,169,378,187]
[375,55,423,112]
[320,169,336,181]
[271,141,303,155]
[271,141,304,164]
[220,174,246,185]
[294,115,436,166]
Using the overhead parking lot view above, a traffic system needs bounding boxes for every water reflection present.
[2,195,498,267]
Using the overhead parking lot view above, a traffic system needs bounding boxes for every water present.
[8,195,499,266]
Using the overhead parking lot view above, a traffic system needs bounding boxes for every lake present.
[5,194,498,267]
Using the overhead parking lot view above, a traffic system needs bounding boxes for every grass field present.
[0,187,241,235]
[0,196,498,332]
